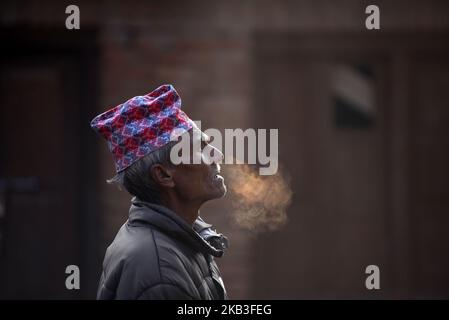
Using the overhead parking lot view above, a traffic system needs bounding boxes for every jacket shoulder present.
[98,222,201,299]
[98,223,161,299]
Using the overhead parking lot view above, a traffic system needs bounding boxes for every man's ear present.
[150,164,175,188]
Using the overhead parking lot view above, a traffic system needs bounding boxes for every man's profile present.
[90,84,228,300]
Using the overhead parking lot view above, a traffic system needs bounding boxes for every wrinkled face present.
[171,129,226,204]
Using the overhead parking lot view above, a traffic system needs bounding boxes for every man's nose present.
[211,145,224,163]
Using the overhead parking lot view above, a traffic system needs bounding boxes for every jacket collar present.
[128,197,228,257]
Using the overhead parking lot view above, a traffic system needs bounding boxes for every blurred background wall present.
[0,0,448,299]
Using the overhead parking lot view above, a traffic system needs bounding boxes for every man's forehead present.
[192,128,210,142]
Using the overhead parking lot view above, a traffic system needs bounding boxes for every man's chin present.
[218,183,227,198]
[206,182,227,201]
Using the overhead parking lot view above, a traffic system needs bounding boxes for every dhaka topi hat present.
[90,84,196,173]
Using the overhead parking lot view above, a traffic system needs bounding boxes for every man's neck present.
[161,195,200,226]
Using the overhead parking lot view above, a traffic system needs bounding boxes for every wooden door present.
[0,28,100,298]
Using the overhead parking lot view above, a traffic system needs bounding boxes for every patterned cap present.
[90,84,195,173]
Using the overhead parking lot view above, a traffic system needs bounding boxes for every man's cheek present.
[191,151,203,164]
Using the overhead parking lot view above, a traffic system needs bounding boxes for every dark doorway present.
[0,28,100,298]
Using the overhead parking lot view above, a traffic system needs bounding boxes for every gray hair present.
[107,141,175,204]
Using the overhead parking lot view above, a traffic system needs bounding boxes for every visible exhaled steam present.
[224,165,293,233]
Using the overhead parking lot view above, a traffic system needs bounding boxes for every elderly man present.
[91,84,228,300]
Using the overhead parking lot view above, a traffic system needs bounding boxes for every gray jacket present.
[97,197,229,300]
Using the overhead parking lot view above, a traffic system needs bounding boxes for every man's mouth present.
[212,165,224,181]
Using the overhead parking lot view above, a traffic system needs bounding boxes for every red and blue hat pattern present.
[90,84,195,172]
